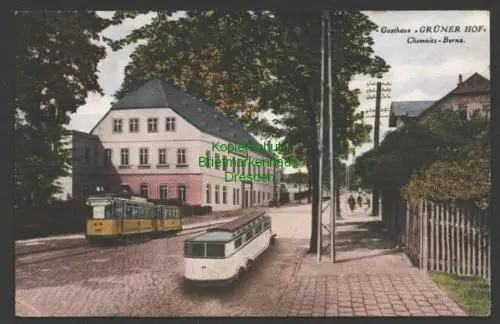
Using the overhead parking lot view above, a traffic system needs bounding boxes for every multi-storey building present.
[66,79,281,211]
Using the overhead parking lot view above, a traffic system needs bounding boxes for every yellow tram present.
[85,193,182,244]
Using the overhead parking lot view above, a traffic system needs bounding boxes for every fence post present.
[421,201,428,272]
[405,199,410,247]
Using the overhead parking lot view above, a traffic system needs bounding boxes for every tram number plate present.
[95,228,102,232]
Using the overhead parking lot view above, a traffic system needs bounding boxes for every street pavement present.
[15,201,467,317]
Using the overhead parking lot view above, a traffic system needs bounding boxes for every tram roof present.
[207,211,266,233]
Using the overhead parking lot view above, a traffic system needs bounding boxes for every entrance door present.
[244,190,249,208]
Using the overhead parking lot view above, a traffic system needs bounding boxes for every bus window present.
[125,204,133,218]
[185,242,205,257]
[206,244,225,258]
[234,237,242,249]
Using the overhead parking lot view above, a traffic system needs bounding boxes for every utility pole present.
[365,79,391,216]
[317,11,336,263]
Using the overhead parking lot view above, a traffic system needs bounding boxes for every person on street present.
[357,195,363,208]
[348,195,356,213]
[364,196,371,212]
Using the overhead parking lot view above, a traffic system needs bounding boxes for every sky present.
[69,10,490,173]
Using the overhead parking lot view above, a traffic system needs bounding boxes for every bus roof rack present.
[206,211,266,233]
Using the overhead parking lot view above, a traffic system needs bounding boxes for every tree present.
[14,11,120,206]
[355,109,490,208]
[108,10,389,253]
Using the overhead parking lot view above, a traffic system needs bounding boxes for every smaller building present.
[389,101,435,128]
[416,73,490,124]
[53,130,101,201]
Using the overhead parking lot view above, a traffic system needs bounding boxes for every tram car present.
[85,192,182,244]
[183,211,277,285]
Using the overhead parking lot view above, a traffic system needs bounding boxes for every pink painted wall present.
[100,173,203,205]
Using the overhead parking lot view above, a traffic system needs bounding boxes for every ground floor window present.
[140,184,149,198]
[159,184,168,199]
[178,184,187,203]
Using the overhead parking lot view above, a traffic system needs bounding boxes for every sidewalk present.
[274,209,467,317]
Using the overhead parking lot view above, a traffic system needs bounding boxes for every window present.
[258,191,261,203]
[147,118,158,132]
[253,165,256,174]
[214,153,220,170]
[232,158,236,173]
[268,192,271,200]
[205,151,211,168]
[125,204,133,218]
[185,242,205,257]
[246,229,254,240]
[215,185,220,204]
[158,148,167,165]
[255,223,262,233]
[222,186,227,204]
[206,244,225,258]
[159,184,168,199]
[129,118,139,133]
[165,117,176,131]
[234,237,242,249]
[178,184,187,203]
[236,189,240,204]
[206,184,212,204]
[222,156,228,171]
[139,148,149,165]
[457,104,467,120]
[120,148,129,166]
[241,163,245,175]
[233,188,236,205]
[84,147,90,164]
[252,190,256,203]
[112,119,123,133]
[236,164,240,174]
[482,104,490,119]
[104,149,112,167]
[140,184,149,198]
[177,148,187,165]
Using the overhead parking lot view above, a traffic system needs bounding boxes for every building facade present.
[53,130,101,201]
[71,79,281,211]
[416,73,490,124]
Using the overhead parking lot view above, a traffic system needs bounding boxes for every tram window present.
[132,205,139,219]
[139,206,145,218]
[185,243,205,257]
[246,229,254,240]
[206,244,225,258]
[234,237,242,249]
[113,202,123,218]
[255,224,262,233]
[125,204,133,218]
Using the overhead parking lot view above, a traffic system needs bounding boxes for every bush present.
[192,205,204,216]
[181,204,194,217]
[203,205,212,214]
[294,190,311,201]
[279,193,290,204]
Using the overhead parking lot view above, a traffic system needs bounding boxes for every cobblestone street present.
[16,203,467,317]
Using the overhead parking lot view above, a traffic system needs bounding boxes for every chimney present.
[458,74,463,85]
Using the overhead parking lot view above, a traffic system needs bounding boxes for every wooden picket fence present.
[383,197,491,280]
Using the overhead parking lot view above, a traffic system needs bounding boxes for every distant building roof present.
[91,79,276,159]
[389,101,435,117]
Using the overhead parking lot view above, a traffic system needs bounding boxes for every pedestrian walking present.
[357,195,363,208]
[364,196,371,212]
[348,195,356,213]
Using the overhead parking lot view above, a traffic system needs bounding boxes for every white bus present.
[183,212,276,285]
